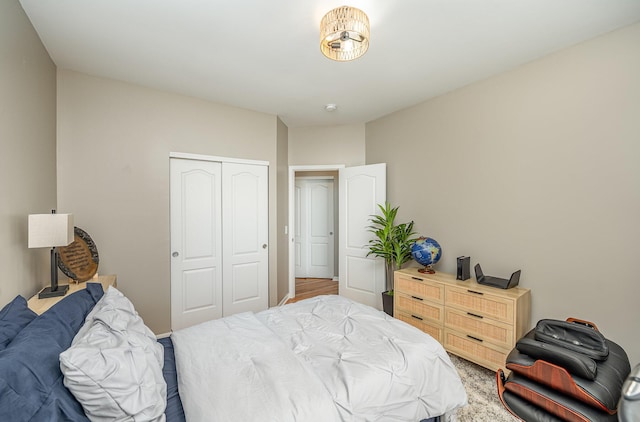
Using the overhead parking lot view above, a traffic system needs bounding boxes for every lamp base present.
[38,284,69,299]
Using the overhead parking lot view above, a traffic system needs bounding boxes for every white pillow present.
[60,287,167,422]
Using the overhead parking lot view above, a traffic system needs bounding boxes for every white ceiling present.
[19,0,640,128]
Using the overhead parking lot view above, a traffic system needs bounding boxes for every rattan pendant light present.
[320,6,370,61]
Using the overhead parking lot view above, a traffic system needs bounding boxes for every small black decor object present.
[381,291,393,316]
[474,263,520,289]
[456,256,471,280]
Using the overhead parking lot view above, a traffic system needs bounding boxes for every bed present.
[0,283,467,421]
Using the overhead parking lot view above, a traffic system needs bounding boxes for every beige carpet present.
[448,353,517,421]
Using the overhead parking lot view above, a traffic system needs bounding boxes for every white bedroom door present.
[170,158,223,330]
[221,162,269,316]
[295,178,334,279]
[339,163,386,310]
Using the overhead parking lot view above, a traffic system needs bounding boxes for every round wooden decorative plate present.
[57,226,100,282]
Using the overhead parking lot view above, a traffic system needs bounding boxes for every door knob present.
[172,251,179,257]
[329,232,333,235]
[262,244,268,249]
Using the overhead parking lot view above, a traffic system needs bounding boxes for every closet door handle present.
[172,251,179,257]
[262,244,268,249]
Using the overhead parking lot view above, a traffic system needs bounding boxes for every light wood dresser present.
[27,275,117,315]
[394,268,530,371]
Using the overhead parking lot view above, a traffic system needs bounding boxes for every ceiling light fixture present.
[324,103,338,112]
[320,6,369,62]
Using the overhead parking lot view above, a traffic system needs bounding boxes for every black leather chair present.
[618,363,640,422]
[496,318,630,422]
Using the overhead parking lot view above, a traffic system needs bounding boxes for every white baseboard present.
[332,276,339,281]
[278,294,291,307]
[156,332,172,339]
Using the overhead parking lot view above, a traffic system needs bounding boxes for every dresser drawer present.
[396,293,443,323]
[445,285,514,324]
[443,328,508,371]
[397,311,443,343]
[395,274,444,304]
[444,308,513,350]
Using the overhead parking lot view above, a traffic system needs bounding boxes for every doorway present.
[288,165,344,301]
[287,163,386,308]
[286,278,338,304]
[295,176,336,279]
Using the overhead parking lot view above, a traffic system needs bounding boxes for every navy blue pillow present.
[0,283,103,422]
[0,295,37,351]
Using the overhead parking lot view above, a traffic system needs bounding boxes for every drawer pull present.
[411,276,423,281]
[467,312,483,319]
[467,335,483,342]
[411,314,424,321]
[411,295,424,301]
[467,289,484,295]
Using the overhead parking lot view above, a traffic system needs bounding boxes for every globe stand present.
[418,265,435,274]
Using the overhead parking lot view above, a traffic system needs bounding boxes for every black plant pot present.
[382,291,394,316]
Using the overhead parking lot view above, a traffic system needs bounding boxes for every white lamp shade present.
[28,213,74,248]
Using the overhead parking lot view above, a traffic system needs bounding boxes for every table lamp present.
[28,210,74,299]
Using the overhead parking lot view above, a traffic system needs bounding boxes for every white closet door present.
[222,162,269,316]
[339,163,386,309]
[170,159,223,331]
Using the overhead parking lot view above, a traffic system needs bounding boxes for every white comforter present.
[172,295,467,421]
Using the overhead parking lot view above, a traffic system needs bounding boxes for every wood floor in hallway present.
[286,278,338,304]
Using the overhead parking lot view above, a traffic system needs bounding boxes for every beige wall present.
[366,23,640,364]
[276,118,289,303]
[0,0,57,304]
[56,70,280,333]
[289,124,365,166]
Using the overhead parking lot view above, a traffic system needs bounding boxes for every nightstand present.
[27,274,117,315]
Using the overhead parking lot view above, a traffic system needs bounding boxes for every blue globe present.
[411,237,442,268]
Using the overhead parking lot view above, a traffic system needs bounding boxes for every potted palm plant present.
[366,202,418,316]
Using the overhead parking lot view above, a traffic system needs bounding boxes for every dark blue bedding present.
[0,295,37,351]
[0,284,187,422]
[0,284,103,422]
[158,336,186,422]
